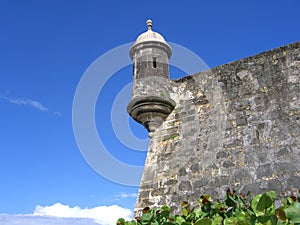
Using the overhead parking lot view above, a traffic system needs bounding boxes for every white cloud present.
[1,95,61,115]
[5,97,49,112]
[0,214,98,225]
[115,192,138,199]
[0,203,132,225]
[111,192,138,202]
[34,203,132,225]
[122,193,138,198]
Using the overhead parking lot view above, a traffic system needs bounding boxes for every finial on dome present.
[146,19,152,30]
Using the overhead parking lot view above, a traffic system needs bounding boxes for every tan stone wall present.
[135,41,300,214]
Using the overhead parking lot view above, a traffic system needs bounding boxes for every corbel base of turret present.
[127,96,176,137]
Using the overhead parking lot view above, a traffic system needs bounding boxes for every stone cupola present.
[127,20,175,136]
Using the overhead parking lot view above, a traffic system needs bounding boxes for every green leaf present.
[195,207,204,218]
[269,215,278,225]
[281,198,288,207]
[168,214,175,222]
[126,221,137,225]
[284,202,300,223]
[141,221,149,225]
[257,215,270,223]
[151,208,159,215]
[162,205,170,212]
[194,218,212,225]
[117,218,125,225]
[175,216,185,225]
[251,194,262,214]
[159,211,170,218]
[142,213,152,222]
[266,191,277,201]
[182,208,189,217]
[186,212,195,222]
[236,212,250,224]
[228,195,238,204]
[257,192,275,211]
[211,214,223,225]
[223,217,238,225]
[181,222,192,225]
[150,221,159,225]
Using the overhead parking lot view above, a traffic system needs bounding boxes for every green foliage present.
[117,190,300,225]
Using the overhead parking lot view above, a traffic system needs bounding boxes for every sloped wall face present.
[135,42,300,214]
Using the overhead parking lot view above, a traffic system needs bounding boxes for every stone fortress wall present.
[127,21,300,215]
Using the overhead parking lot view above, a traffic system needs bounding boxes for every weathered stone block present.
[178,181,192,191]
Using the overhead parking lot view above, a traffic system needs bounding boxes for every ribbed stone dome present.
[130,19,172,59]
[134,20,168,45]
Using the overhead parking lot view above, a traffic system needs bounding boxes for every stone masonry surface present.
[134,41,300,214]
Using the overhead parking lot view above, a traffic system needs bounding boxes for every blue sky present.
[0,0,299,224]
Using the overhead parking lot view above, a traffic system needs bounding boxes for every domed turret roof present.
[130,19,172,58]
[134,20,168,45]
